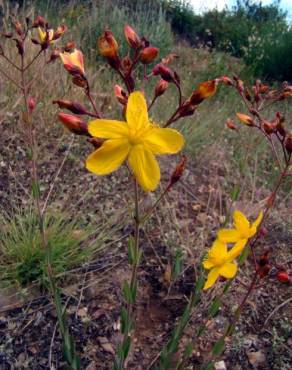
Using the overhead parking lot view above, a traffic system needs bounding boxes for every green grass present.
[0,208,95,288]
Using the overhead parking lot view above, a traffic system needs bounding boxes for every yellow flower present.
[217,210,263,248]
[86,91,184,191]
[203,239,246,289]
[38,27,54,43]
[60,49,85,76]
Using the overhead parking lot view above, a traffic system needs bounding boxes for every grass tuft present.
[0,208,93,288]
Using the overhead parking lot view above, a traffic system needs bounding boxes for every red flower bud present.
[178,101,197,118]
[169,155,187,187]
[219,76,233,85]
[63,41,76,52]
[33,16,46,28]
[140,46,159,64]
[52,25,67,41]
[47,48,60,63]
[263,120,275,135]
[277,271,289,283]
[14,39,24,56]
[114,85,128,105]
[28,97,36,113]
[58,113,89,136]
[153,64,176,83]
[53,100,88,115]
[259,226,268,237]
[87,137,105,149]
[225,118,237,130]
[284,134,292,154]
[13,21,23,36]
[124,25,141,49]
[236,113,254,126]
[154,79,169,98]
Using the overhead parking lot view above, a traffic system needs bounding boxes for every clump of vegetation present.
[0,209,92,288]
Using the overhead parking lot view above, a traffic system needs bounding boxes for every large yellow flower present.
[217,210,263,248]
[203,239,246,289]
[86,91,184,191]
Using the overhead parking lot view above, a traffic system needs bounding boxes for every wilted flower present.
[86,91,184,191]
[98,30,119,58]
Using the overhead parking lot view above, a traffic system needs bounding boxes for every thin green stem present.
[117,179,140,370]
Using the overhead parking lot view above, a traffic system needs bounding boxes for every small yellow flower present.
[217,210,263,248]
[86,91,184,191]
[60,49,85,76]
[203,239,246,289]
[38,27,54,43]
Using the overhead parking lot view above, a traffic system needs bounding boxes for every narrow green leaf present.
[184,342,193,357]
[197,323,206,337]
[238,245,250,264]
[128,236,135,264]
[173,250,183,279]
[131,280,137,302]
[208,297,221,317]
[203,361,214,370]
[225,322,236,336]
[26,147,33,160]
[31,181,40,199]
[120,307,128,334]
[231,184,240,201]
[212,337,225,356]
[122,336,131,359]
[122,281,133,303]
[195,273,205,293]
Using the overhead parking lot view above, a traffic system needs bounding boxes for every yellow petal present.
[203,258,214,270]
[38,27,46,42]
[60,49,85,75]
[144,127,184,155]
[128,144,160,191]
[227,239,247,261]
[202,258,214,270]
[86,138,129,175]
[217,228,241,243]
[209,239,227,258]
[88,119,128,139]
[126,91,149,131]
[203,268,220,290]
[249,211,263,237]
[233,210,250,237]
[219,262,237,279]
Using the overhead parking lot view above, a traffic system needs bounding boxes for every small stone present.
[214,360,226,370]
